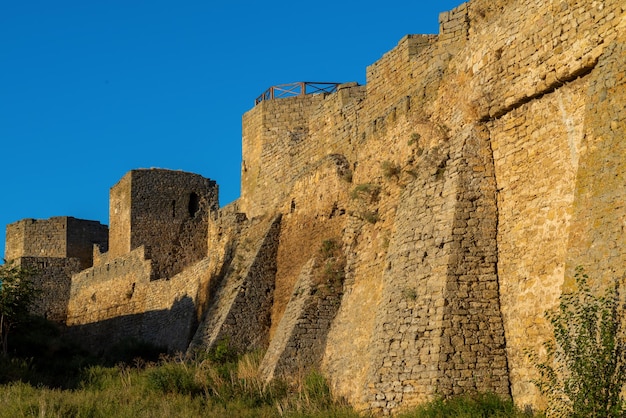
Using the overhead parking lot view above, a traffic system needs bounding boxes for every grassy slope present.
[0,316,537,417]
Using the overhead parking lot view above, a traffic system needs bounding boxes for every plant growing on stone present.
[320,239,339,260]
[408,132,421,146]
[401,287,417,301]
[359,210,379,224]
[321,261,345,293]
[318,238,345,294]
[0,262,37,356]
[381,161,401,180]
[350,183,381,202]
[527,267,626,417]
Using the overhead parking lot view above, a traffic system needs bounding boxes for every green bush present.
[320,239,340,259]
[397,392,532,418]
[350,183,381,202]
[381,161,401,180]
[0,262,38,356]
[402,287,418,301]
[359,210,379,224]
[207,337,237,366]
[7,315,97,388]
[528,267,626,417]
[408,132,421,146]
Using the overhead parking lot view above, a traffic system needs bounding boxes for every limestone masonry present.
[4,0,626,414]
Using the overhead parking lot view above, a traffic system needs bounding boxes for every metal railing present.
[255,82,342,105]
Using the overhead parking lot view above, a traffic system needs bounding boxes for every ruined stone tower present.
[108,168,219,279]
[4,217,108,322]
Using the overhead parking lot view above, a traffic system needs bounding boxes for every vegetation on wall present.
[350,183,381,203]
[0,262,37,356]
[349,184,381,224]
[318,239,346,295]
[381,161,402,180]
[527,267,626,417]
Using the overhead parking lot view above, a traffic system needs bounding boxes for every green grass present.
[0,379,541,418]
[0,316,540,417]
[0,367,540,417]
[396,392,539,418]
[0,357,360,418]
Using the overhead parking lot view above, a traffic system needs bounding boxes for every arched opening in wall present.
[188,192,200,217]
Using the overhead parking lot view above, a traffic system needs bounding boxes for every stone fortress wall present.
[108,169,219,279]
[6,216,108,269]
[5,217,107,322]
[238,0,626,411]
[3,0,626,414]
[65,169,221,353]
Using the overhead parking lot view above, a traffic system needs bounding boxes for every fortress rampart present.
[235,2,625,410]
[5,217,108,322]
[67,246,212,353]
[6,217,108,270]
[3,0,626,414]
[109,169,219,280]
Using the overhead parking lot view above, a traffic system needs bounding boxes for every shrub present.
[0,356,32,384]
[321,260,345,292]
[527,267,626,417]
[399,392,530,418]
[402,287,417,301]
[6,316,98,388]
[381,161,401,180]
[81,365,120,391]
[435,166,446,180]
[0,262,38,356]
[317,238,346,295]
[408,132,421,146]
[350,183,381,202]
[359,210,379,224]
[207,337,237,366]
[320,239,340,260]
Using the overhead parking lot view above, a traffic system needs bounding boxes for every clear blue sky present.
[1,0,465,261]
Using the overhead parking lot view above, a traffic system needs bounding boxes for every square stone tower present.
[5,216,108,269]
[108,168,218,279]
[4,216,108,322]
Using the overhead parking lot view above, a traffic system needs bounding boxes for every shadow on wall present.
[64,295,196,355]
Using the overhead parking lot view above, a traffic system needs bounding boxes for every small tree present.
[0,262,37,356]
[528,267,626,417]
